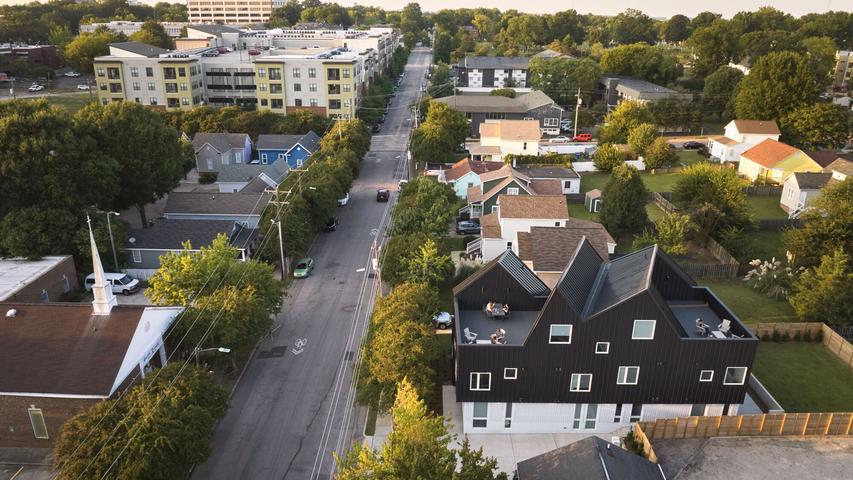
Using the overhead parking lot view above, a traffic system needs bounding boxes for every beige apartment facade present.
[187,0,281,25]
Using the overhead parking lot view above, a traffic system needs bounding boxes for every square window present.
[700,370,714,382]
[595,342,609,354]
[507,187,519,195]
[570,373,592,392]
[293,83,302,92]
[473,402,487,428]
[617,366,640,385]
[504,368,517,380]
[470,372,491,391]
[632,320,656,340]
[549,324,572,344]
[723,367,747,385]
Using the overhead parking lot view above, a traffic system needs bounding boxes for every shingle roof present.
[825,158,853,176]
[468,176,533,204]
[517,223,614,272]
[433,95,527,113]
[516,166,578,179]
[516,90,561,110]
[806,150,853,168]
[479,120,541,141]
[710,135,737,146]
[741,139,800,168]
[529,179,564,195]
[463,56,530,70]
[257,134,302,151]
[192,132,250,153]
[109,41,168,57]
[164,192,271,215]
[498,195,568,220]
[479,212,502,238]
[792,172,832,190]
[127,219,238,250]
[0,303,146,396]
[731,120,781,135]
[478,164,518,183]
[517,437,664,480]
[444,158,505,182]
[297,131,321,152]
[216,164,264,183]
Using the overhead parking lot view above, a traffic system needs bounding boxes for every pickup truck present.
[573,133,593,142]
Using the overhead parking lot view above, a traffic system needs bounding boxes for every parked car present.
[573,133,593,142]
[324,216,339,232]
[398,179,408,191]
[376,189,390,202]
[550,136,571,143]
[28,84,44,92]
[337,192,350,206]
[84,272,140,295]
[77,84,90,90]
[293,257,314,278]
[456,221,481,235]
[371,124,381,133]
[433,311,453,329]
[64,71,81,77]
[682,141,706,150]
[247,48,260,55]
[697,145,710,157]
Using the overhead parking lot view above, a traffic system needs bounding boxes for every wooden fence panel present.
[640,412,853,440]
[822,324,853,369]
[739,415,764,435]
[826,413,853,435]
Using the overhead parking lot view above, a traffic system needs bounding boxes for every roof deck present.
[667,289,754,340]
[456,309,538,346]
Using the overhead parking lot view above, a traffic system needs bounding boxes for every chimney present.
[88,215,117,316]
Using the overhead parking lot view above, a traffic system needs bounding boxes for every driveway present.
[192,47,433,480]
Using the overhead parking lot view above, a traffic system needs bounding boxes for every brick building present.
[0,255,78,303]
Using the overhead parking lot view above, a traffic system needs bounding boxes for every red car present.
[247,49,260,56]
[573,133,593,142]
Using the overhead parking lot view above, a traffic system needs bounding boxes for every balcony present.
[667,288,756,340]
[456,307,538,346]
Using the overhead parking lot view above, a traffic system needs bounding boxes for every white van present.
[84,273,140,295]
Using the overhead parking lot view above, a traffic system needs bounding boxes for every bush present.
[816,330,824,342]
[453,263,482,285]
[199,172,218,184]
[742,258,802,300]
[593,143,626,172]
[761,333,771,341]
[771,330,781,342]
[794,332,802,341]
[781,332,790,342]
[803,330,812,342]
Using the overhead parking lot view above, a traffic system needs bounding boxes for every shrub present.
[761,333,771,341]
[803,330,812,342]
[816,330,824,342]
[794,332,802,341]
[593,143,626,172]
[771,330,781,342]
[781,332,790,342]
[199,172,218,184]
[742,258,802,300]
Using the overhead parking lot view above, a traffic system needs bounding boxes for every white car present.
[433,312,453,329]
[28,84,44,92]
[337,192,350,206]
[77,84,90,91]
[64,71,81,77]
[550,136,571,143]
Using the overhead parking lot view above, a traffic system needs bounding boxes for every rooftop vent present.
[6,308,17,318]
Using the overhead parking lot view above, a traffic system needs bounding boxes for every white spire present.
[88,215,117,315]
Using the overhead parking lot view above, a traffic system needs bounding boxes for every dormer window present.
[507,187,519,195]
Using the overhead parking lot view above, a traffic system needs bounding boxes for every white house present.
[515,166,580,195]
[825,157,853,181]
[780,172,833,217]
[478,195,569,262]
[467,120,541,163]
[709,120,781,163]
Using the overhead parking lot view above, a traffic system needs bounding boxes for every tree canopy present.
[734,51,822,121]
[598,100,653,144]
[785,178,853,268]
[128,20,172,49]
[599,164,649,238]
[780,103,851,150]
[672,163,753,238]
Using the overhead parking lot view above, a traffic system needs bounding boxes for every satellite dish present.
[129,237,136,244]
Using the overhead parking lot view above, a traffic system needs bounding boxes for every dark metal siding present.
[455,263,547,311]
[457,291,758,405]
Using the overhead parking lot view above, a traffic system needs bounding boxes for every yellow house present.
[737,139,821,183]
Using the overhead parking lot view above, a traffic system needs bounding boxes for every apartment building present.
[186,0,284,25]
[834,50,852,89]
[80,21,189,38]
[456,56,531,89]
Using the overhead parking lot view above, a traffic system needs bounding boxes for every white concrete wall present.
[218,182,249,193]
[501,139,539,156]
[572,159,646,172]
[563,178,580,194]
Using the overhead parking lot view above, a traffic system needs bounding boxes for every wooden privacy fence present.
[743,185,784,196]
[745,323,853,370]
[678,262,740,280]
[637,412,853,442]
[758,218,802,230]
[650,192,678,214]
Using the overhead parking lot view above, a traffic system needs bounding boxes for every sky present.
[0,0,845,18]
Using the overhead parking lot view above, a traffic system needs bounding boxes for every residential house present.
[824,156,853,181]
[0,256,78,303]
[256,131,321,168]
[805,150,853,172]
[475,195,570,261]
[440,158,505,198]
[163,192,271,228]
[452,240,757,434]
[464,165,562,218]
[708,120,781,163]
[434,91,564,137]
[600,76,692,108]
[517,222,616,287]
[216,164,265,193]
[456,56,531,89]
[834,50,852,89]
[515,166,580,195]
[517,436,665,480]
[737,139,821,183]
[779,172,833,217]
[468,120,541,163]
[242,160,292,193]
[532,48,576,60]
[193,133,253,174]
[0,228,182,448]
[125,219,260,278]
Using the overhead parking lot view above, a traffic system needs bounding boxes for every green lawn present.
[699,279,798,323]
[742,230,788,263]
[677,150,706,166]
[25,93,95,114]
[579,171,684,194]
[568,203,598,221]
[752,342,853,412]
[444,236,465,252]
[747,195,788,219]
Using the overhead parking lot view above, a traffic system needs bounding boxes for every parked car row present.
[548,133,592,143]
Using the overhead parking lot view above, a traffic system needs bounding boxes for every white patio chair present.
[719,319,731,335]
[463,328,478,344]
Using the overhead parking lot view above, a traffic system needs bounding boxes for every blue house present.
[256,131,321,169]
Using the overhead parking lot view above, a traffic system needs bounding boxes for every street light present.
[106,211,120,271]
[193,346,231,366]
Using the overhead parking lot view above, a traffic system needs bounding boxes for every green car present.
[293,257,314,278]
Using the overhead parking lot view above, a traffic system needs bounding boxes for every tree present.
[74,102,185,226]
[687,20,737,77]
[53,363,228,480]
[789,249,853,326]
[648,98,701,134]
[593,143,626,172]
[599,164,649,238]
[672,163,753,238]
[627,123,657,156]
[490,87,516,98]
[599,43,680,85]
[269,0,302,27]
[428,63,453,97]
[432,29,454,64]
[598,100,653,144]
[633,212,695,255]
[659,14,691,43]
[780,103,851,150]
[606,8,657,45]
[528,57,600,105]
[691,11,723,31]
[801,36,839,83]
[734,51,822,121]
[736,30,802,65]
[644,137,677,169]
[702,66,743,121]
[411,101,468,165]
[785,178,853,267]
[405,238,454,286]
[128,20,172,49]
[456,438,508,480]
[64,30,126,72]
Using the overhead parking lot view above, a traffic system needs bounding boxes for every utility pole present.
[106,211,120,271]
[271,218,286,280]
[573,88,582,139]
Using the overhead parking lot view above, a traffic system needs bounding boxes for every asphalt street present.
[192,47,432,480]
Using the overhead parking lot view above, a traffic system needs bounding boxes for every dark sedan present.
[376,189,390,202]
[682,141,706,150]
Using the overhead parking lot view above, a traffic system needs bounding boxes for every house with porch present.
[256,131,320,168]
[474,195,570,261]
[0,223,182,448]
[452,241,757,435]
[439,158,505,199]
[708,120,781,163]
[467,119,541,163]
[193,133,253,174]
[737,139,821,183]
[463,165,562,219]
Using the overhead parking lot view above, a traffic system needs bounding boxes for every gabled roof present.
[444,158,505,182]
[478,164,520,183]
[453,249,550,298]
[710,135,737,146]
[554,239,606,313]
[517,437,664,480]
[529,179,564,195]
[498,194,568,220]
[825,157,853,176]
[109,41,168,57]
[516,90,561,110]
[806,150,853,168]
[296,131,321,152]
[192,132,250,153]
[257,134,302,151]
[792,172,832,190]
[730,119,781,135]
[463,56,530,70]
[531,48,575,60]
[164,192,271,216]
[216,164,264,183]
[468,175,533,203]
[127,219,239,250]
[517,222,615,272]
[479,212,502,238]
[479,119,541,141]
[741,139,800,168]
[433,95,527,113]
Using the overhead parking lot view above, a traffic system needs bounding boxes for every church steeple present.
[88,215,117,315]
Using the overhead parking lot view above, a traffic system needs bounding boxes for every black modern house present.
[455,56,531,89]
[434,91,565,137]
[451,239,758,434]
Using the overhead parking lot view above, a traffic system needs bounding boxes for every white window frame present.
[700,370,714,382]
[629,404,643,422]
[723,367,748,385]
[506,187,519,195]
[549,324,573,344]
[131,249,142,263]
[570,373,592,392]
[504,402,513,428]
[234,152,243,164]
[28,408,48,439]
[617,366,640,385]
[543,117,559,127]
[632,319,656,340]
[595,342,610,354]
[504,368,518,380]
[472,402,488,428]
[261,153,268,164]
[470,372,491,391]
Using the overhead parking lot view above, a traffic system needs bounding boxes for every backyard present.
[746,195,788,219]
[740,230,788,263]
[752,342,853,412]
[700,279,798,323]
